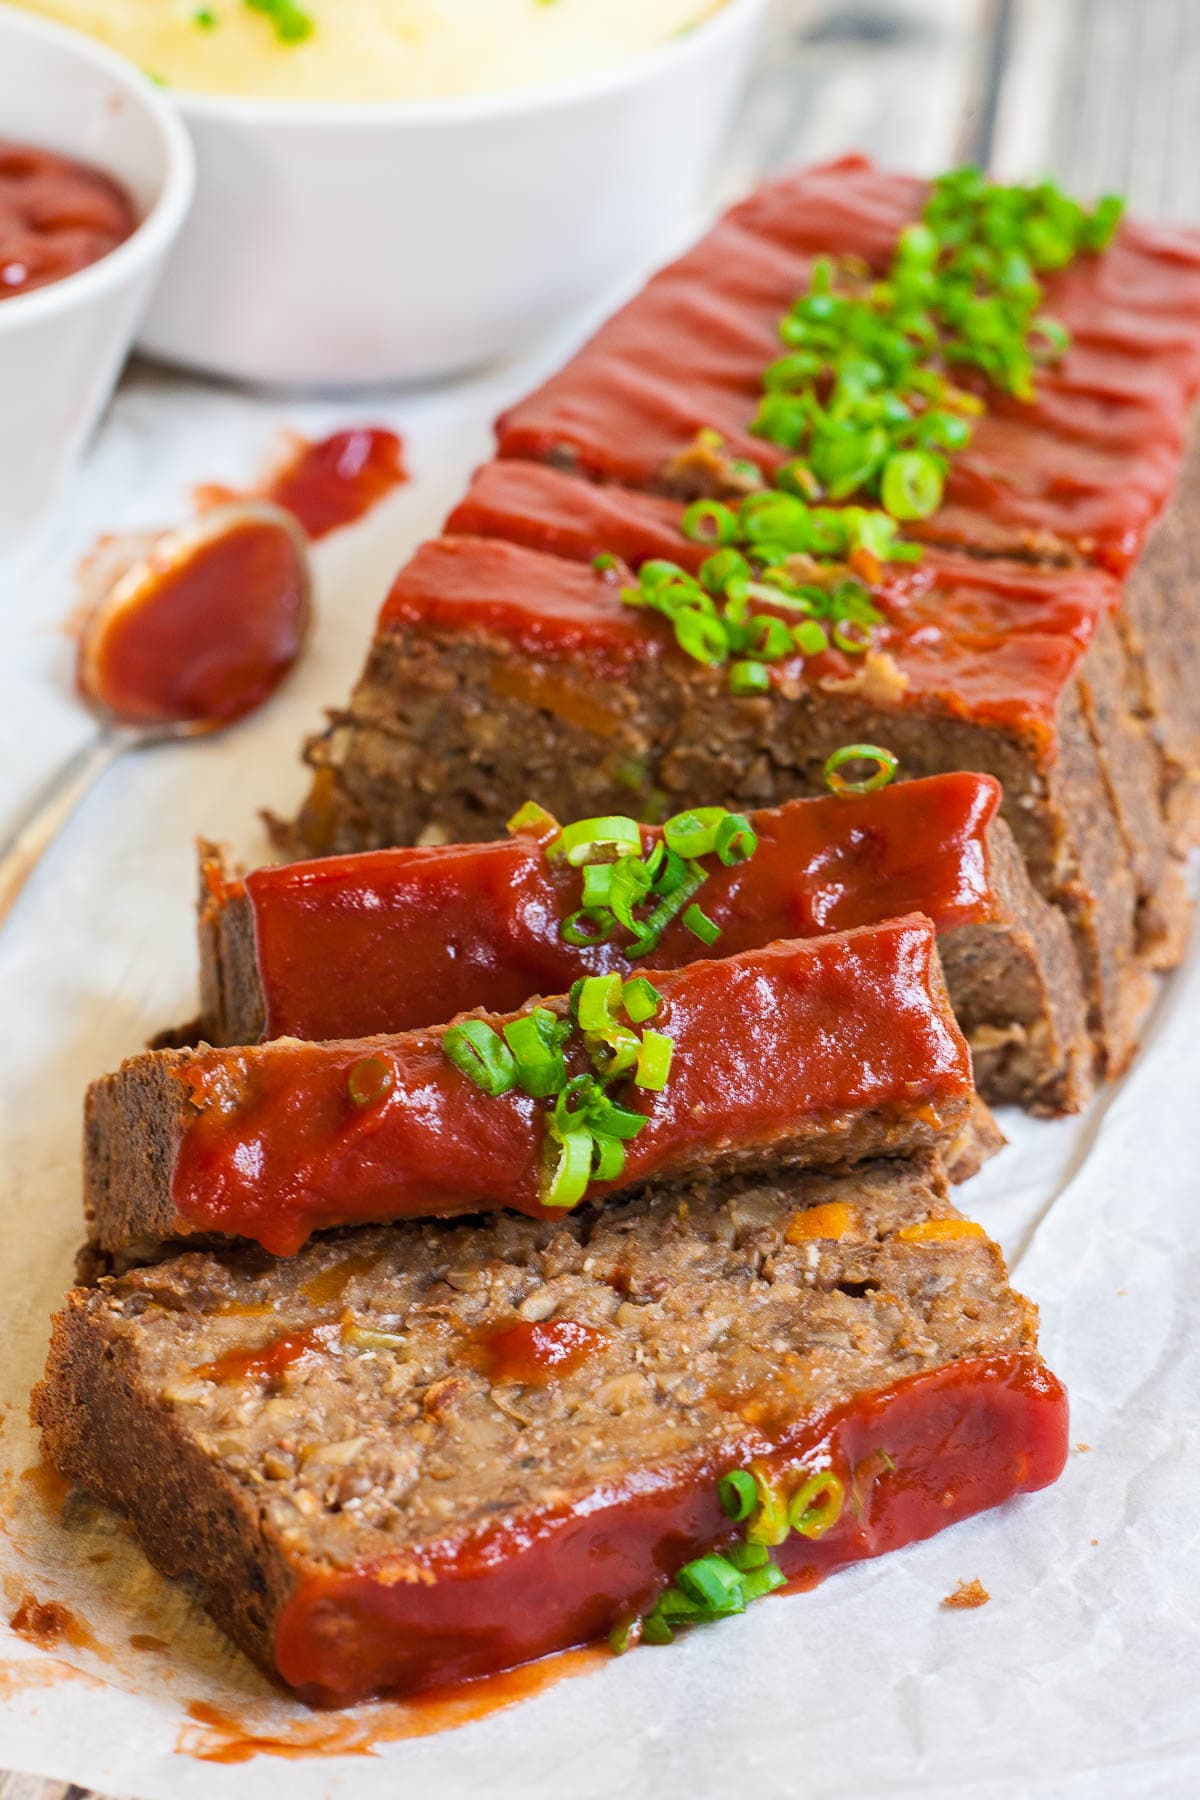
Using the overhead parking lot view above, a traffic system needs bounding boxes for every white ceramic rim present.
[172,0,765,127]
[0,5,195,329]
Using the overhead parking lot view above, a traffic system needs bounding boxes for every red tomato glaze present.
[168,917,971,1253]
[238,773,1001,1042]
[495,155,1200,572]
[274,1350,1069,1705]
[379,528,1106,740]
[0,139,135,299]
[77,510,310,729]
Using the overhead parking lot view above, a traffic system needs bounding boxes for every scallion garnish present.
[244,0,314,44]
[442,1019,517,1097]
[824,743,900,796]
[622,1455,849,1651]
[442,973,675,1212]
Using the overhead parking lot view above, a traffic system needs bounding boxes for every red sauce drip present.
[167,917,972,1252]
[261,429,407,540]
[476,1319,608,1387]
[76,511,309,729]
[0,139,135,300]
[194,1322,340,1384]
[242,772,1001,1043]
[273,1352,1068,1706]
[8,1594,100,1656]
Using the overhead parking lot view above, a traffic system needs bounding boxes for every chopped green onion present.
[793,621,829,657]
[730,659,770,695]
[741,1562,788,1602]
[593,552,619,573]
[715,813,757,866]
[541,1130,594,1209]
[622,976,662,1024]
[507,799,559,838]
[443,1020,517,1096]
[347,1056,393,1110]
[244,0,314,44]
[788,1471,846,1539]
[682,903,721,946]
[560,908,617,947]
[552,1073,598,1135]
[584,1092,648,1141]
[824,743,899,796]
[681,499,738,545]
[633,1030,673,1092]
[587,1025,641,1081]
[676,1555,746,1612]
[551,815,642,866]
[673,609,730,665]
[591,1133,626,1182]
[576,973,623,1033]
[880,449,944,520]
[745,1467,790,1546]
[502,1007,567,1098]
[193,6,218,25]
[718,1468,758,1521]
[662,806,728,860]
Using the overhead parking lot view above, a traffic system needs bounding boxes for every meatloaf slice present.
[282,532,1150,1075]
[206,773,1090,1114]
[35,1151,1069,1706]
[85,918,989,1260]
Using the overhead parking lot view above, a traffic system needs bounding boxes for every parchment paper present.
[2,338,1199,1799]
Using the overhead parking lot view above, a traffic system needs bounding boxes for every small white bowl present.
[138,0,766,390]
[0,7,195,560]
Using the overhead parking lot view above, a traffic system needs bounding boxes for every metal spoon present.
[0,501,311,927]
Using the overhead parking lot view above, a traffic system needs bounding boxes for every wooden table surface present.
[4,0,1190,1795]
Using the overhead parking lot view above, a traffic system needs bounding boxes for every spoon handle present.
[0,732,128,927]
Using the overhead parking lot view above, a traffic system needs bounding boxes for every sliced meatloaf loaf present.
[206,773,1089,1113]
[85,917,994,1259]
[35,1151,1069,1706]
[282,529,1156,1075]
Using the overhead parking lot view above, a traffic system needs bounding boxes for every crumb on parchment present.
[943,1578,990,1610]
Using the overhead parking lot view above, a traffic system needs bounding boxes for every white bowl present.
[0,8,194,560]
[137,0,766,390]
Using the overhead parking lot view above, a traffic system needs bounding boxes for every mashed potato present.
[11,0,727,101]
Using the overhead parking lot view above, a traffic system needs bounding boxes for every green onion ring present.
[824,743,899,796]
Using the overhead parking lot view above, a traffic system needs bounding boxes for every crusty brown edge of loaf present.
[32,1291,299,1681]
[83,1053,194,1260]
[942,814,1093,1115]
[197,841,264,1048]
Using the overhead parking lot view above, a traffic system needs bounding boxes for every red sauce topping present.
[495,154,1200,572]
[273,1351,1068,1705]
[0,139,135,300]
[168,917,971,1253]
[378,527,1105,740]
[476,1319,609,1387]
[76,507,310,730]
[241,773,1001,1042]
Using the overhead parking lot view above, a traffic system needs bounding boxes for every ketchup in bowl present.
[0,138,135,300]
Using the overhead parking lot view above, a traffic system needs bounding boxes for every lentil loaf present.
[35,1151,1069,1705]
[204,772,1090,1113]
[85,918,995,1259]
